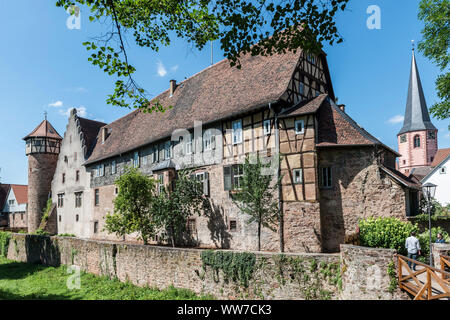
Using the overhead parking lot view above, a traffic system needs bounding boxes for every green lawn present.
[0,256,212,300]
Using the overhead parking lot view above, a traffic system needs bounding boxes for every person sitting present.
[436,233,446,244]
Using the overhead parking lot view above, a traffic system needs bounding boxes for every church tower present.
[397,46,438,175]
[23,116,62,233]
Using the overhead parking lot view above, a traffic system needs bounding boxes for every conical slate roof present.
[23,120,62,140]
[398,50,436,135]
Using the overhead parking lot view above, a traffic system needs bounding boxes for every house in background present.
[0,184,28,229]
[421,148,450,206]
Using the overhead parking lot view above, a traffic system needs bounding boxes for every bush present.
[0,231,11,257]
[417,227,450,263]
[359,217,419,255]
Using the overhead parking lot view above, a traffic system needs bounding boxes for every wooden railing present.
[396,254,450,300]
[441,255,450,281]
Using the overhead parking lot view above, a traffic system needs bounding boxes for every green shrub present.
[34,229,50,236]
[41,198,53,224]
[0,231,11,257]
[359,217,419,255]
[417,227,450,262]
[58,233,76,237]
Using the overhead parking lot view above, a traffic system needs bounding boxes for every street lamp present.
[422,182,437,266]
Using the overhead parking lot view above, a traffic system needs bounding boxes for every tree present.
[153,170,206,247]
[232,154,279,251]
[55,0,348,110]
[104,167,157,244]
[418,0,449,119]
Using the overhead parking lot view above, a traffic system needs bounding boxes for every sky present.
[0,0,448,185]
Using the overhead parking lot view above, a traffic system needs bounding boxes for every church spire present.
[398,45,436,135]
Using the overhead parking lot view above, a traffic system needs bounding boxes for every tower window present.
[427,131,436,140]
[413,135,421,148]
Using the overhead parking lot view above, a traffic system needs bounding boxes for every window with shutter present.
[223,166,232,191]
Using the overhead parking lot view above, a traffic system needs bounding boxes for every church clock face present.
[400,134,407,143]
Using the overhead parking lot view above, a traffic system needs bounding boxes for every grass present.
[0,256,213,300]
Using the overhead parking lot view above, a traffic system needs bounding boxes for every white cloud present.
[157,61,167,77]
[49,100,63,108]
[58,106,87,118]
[387,115,404,124]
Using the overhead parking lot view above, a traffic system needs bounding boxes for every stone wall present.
[319,147,408,252]
[432,243,450,270]
[6,233,341,300]
[407,217,450,234]
[340,244,409,300]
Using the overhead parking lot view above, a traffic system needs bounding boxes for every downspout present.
[270,102,284,253]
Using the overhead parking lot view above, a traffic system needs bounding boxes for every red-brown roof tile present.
[279,94,328,117]
[77,117,107,159]
[85,51,303,165]
[0,184,10,210]
[23,120,62,140]
[431,148,450,167]
[10,185,28,204]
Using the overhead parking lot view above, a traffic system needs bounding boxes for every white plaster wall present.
[422,157,450,206]
[2,189,27,213]
[51,113,93,238]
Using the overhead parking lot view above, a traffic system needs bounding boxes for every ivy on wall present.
[201,250,256,287]
[0,231,10,257]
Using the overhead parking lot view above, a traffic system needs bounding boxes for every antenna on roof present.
[44,111,48,121]
[411,40,415,52]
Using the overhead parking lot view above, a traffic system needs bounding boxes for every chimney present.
[338,104,346,113]
[101,127,108,144]
[169,80,177,97]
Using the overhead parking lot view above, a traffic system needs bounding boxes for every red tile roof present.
[431,148,450,167]
[10,185,28,204]
[85,50,303,165]
[76,117,107,159]
[23,120,62,140]
[380,166,421,189]
[279,94,328,117]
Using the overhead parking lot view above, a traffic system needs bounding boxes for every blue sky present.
[0,0,448,184]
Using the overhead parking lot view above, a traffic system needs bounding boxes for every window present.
[223,164,244,191]
[430,157,434,163]
[94,189,99,206]
[294,120,305,135]
[203,130,216,151]
[164,141,172,159]
[95,164,104,177]
[320,167,332,188]
[62,173,65,184]
[142,154,148,166]
[21,214,23,220]
[293,169,303,184]
[151,147,159,163]
[57,194,64,208]
[114,187,119,195]
[196,172,210,196]
[414,135,420,148]
[75,170,80,182]
[400,135,407,143]
[75,192,83,208]
[185,138,193,155]
[64,155,68,163]
[8,200,14,206]
[232,120,242,144]
[263,120,271,135]
[76,214,79,222]
[187,218,197,235]
[158,174,164,194]
[440,167,447,175]
[428,131,436,140]
[111,161,117,174]
[59,215,61,222]
[133,151,140,168]
[403,160,406,165]
[94,221,98,234]
[299,82,305,96]
[229,220,237,232]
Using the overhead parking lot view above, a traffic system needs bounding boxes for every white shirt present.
[405,236,421,254]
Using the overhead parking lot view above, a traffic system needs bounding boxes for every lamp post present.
[422,182,437,266]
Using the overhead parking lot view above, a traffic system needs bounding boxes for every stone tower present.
[23,117,62,233]
[397,47,438,175]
